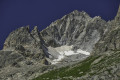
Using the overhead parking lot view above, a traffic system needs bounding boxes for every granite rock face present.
[41,10,108,52]
[34,5,120,80]
[0,26,51,80]
[3,26,48,61]
[0,5,120,80]
[4,26,43,50]
[92,5,120,55]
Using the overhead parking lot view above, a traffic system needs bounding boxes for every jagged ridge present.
[0,5,120,80]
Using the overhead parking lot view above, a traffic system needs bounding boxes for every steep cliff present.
[93,5,120,55]
[40,10,108,53]
[34,5,120,80]
[0,5,120,80]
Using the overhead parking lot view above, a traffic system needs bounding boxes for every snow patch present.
[48,45,90,64]
[77,49,90,55]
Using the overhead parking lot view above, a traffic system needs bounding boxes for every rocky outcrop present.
[92,5,120,55]
[4,26,43,50]
[1,5,120,80]
[115,5,120,22]
[41,10,108,52]
[3,25,48,61]
[0,26,51,80]
[35,51,120,80]
[34,5,120,80]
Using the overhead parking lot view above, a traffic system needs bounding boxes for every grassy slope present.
[33,56,100,80]
[33,51,120,80]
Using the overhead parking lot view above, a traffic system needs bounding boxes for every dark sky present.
[0,0,120,50]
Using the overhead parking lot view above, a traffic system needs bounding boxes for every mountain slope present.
[0,5,120,80]
[33,5,120,80]
[34,51,120,80]
[34,21,120,80]
[40,10,108,53]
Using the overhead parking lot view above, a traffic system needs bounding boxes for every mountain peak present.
[33,26,38,30]
[115,4,120,21]
[71,10,87,15]
[1,6,119,80]
[32,26,39,33]
[72,10,80,13]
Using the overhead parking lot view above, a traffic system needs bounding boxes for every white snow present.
[48,45,90,64]
[77,49,90,55]
[52,54,64,64]
[62,50,79,56]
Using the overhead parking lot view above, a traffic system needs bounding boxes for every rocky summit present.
[0,5,120,80]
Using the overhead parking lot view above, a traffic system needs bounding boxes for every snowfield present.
[48,45,90,64]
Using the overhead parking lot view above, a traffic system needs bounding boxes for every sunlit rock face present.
[0,9,114,80]
[2,10,109,65]
[92,5,120,55]
[40,10,108,53]
[40,10,108,64]
[3,26,49,65]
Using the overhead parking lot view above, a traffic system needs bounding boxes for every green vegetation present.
[33,51,120,80]
[33,56,100,80]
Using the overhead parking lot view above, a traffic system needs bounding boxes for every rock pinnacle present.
[115,4,120,21]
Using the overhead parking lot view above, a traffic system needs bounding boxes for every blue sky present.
[0,0,120,49]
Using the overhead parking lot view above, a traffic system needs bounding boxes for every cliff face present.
[4,26,43,50]
[3,26,48,62]
[2,10,109,66]
[0,5,120,80]
[40,10,108,52]
[93,5,120,55]
[34,6,120,80]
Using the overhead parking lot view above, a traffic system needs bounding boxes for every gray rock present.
[0,6,120,80]
[40,11,108,53]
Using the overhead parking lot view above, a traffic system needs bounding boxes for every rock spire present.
[115,4,120,21]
